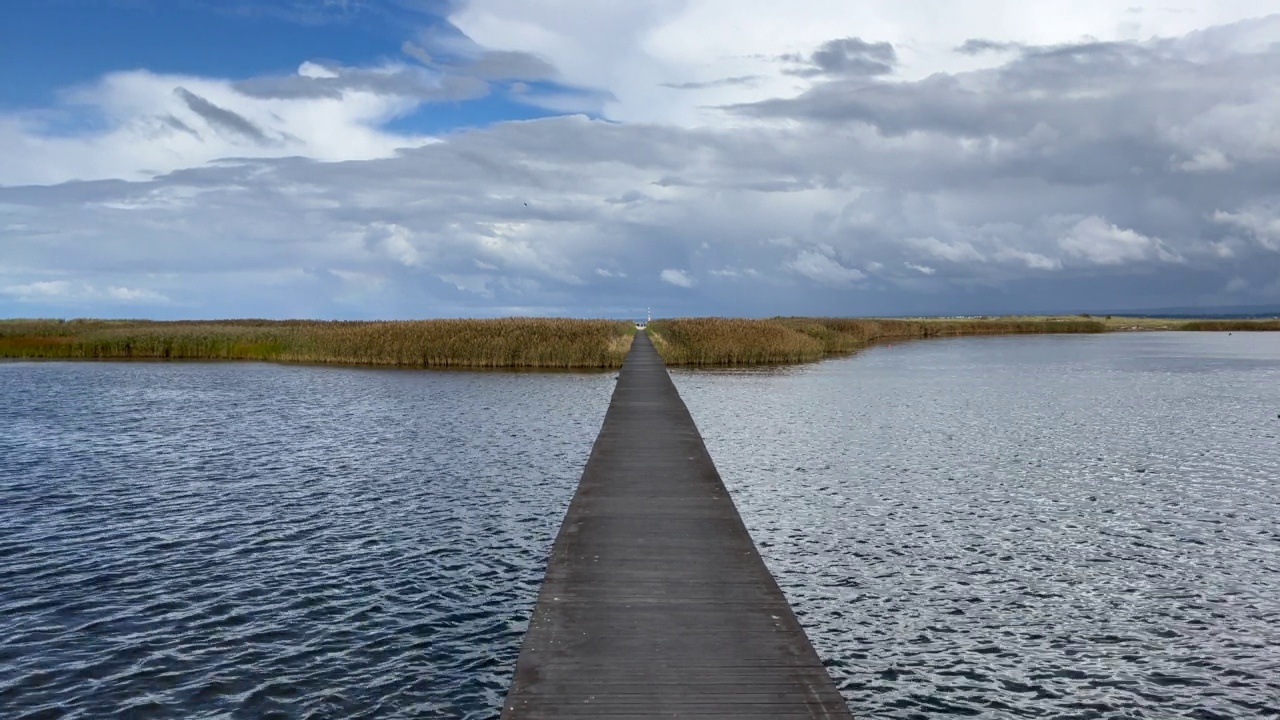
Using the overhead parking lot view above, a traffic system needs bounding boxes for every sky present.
[2,0,1280,319]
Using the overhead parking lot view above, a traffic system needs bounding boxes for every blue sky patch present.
[0,0,450,108]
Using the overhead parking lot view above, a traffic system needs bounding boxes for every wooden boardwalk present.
[502,332,852,719]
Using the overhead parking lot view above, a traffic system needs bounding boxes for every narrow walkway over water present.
[502,332,852,719]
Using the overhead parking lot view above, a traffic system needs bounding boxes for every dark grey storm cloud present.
[783,37,897,77]
[173,87,270,142]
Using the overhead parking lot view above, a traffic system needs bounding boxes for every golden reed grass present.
[648,317,1109,365]
[3,316,1273,368]
[647,315,1277,365]
[0,318,635,369]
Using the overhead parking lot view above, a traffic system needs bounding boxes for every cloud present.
[438,273,494,297]
[160,114,200,138]
[732,16,1280,160]
[1213,205,1280,250]
[507,83,616,114]
[993,248,1063,271]
[1223,277,1250,293]
[450,0,1280,126]
[401,41,435,66]
[905,236,985,263]
[786,250,865,285]
[660,76,759,90]
[401,32,560,82]
[105,286,169,302]
[463,50,559,81]
[660,268,696,288]
[955,38,1024,55]
[5,13,1280,318]
[1058,216,1182,265]
[784,37,898,77]
[174,87,271,143]
[0,69,436,185]
[364,222,423,267]
[2,280,169,304]
[1178,148,1233,172]
[233,62,489,102]
[2,281,73,299]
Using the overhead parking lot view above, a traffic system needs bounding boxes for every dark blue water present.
[673,332,1280,719]
[6,334,1280,719]
[0,362,613,719]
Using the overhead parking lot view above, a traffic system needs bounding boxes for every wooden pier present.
[501,331,852,719]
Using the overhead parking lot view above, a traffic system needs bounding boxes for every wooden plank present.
[501,332,853,719]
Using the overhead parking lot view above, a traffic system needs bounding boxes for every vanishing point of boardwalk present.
[502,331,852,719]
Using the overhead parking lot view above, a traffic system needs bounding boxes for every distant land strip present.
[1,316,1276,369]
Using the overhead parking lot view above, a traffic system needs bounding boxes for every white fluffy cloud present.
[787,250,865,286]
[0,66,436,186]
[1,280,170,305]
[1213,205,1280,251]
[1058,217,1183,266]
[365,223,425,267]
[660,268,696,288]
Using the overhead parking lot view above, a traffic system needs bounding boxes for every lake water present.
[673,332,1280,719]
[0,362,612,719]
[2,333,1278,719]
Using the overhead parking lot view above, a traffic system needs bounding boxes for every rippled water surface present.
[0,362,612,719]
[673,332,1280,719]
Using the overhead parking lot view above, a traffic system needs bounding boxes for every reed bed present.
[4,315,1274,369]
[1178,319,1280,331]
[648,317,1106,366]
[644,318,826,365]
[0,318,636,369]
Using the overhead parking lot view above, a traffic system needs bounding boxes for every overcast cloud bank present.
[2,3,1279,318]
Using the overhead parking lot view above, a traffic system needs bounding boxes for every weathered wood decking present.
[502,331,852,719]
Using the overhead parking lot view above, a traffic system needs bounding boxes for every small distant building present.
[635,307,651,330]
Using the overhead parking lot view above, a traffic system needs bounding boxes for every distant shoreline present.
[2,316,1276,369]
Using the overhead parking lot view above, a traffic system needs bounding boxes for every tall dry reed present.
[5,315,1272,369]
[648,316,1106,365]
[0,318,636,368]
